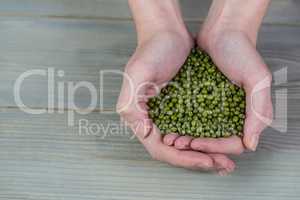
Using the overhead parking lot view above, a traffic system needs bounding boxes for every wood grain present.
[0,110,300,200]
[0,1,300,199]
[0,19,299,110]
[0,0,299,25]
[180,0,300,25]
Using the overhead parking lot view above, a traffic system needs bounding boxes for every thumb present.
[117,65,157,139]
[243,74,273,151]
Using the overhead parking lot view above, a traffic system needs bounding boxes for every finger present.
[243,75,273,151]
[209,154,236,176]
[117,64,157,139]
[143,126,214,171]
[164,150,214,170]
[190,136,244,155]
[130,118,153,140]
[163,133,180,146]
[174,136,193,150]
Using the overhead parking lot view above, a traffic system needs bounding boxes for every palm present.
[127,33,193,85]
[169,32,272,156]
[197,31,273,151]
[202,32,269,87]
[117,32,238,173]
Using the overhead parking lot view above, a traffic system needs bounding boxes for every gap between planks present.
[0,13,300,27]
[0,106,115,113]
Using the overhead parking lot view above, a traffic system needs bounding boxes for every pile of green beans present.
[147,48,246,138]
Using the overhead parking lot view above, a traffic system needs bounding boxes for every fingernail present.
[249,135,259,151]
[132,120,151,139]
[226,163,236,173]
[218,169,229,176]
[165,138,173,146]
[142,120,152,138]
[178,142,189,150]
[198,160,213,170]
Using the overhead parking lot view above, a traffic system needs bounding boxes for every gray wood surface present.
[0,19,300,109]
[0,110,300,200]
[0,1,300,200]
[0,0,300,25]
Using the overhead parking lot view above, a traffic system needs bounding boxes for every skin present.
[117,0,273,175]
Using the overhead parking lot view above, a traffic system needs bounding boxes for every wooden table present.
[0,0,299,199]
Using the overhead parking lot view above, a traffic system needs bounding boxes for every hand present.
[198,29,273,152]
[117,31,238,174]
[197,0,273,152]
[171,0,273,153]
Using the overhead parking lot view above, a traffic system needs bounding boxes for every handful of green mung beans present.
[147,48,246,138]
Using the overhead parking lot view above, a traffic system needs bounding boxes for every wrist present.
[128,0,190,44]
[198,0,270,49]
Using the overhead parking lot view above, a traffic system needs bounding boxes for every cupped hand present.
[187,28,273,152]
[117,31,240,174]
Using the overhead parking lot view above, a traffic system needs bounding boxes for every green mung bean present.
[147,48,246,138]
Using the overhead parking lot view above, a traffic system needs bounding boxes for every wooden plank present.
[0,0,132,19]
[0,0,299,25]
[180,0,300,25]
[0,18,136,109]
[0,1,299,199]
[0,19,300,111]
[0,110,300,199]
